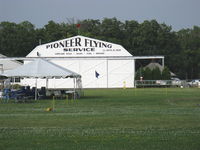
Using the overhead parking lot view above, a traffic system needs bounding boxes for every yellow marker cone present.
[46,107,53,111]
[123,81,126,89]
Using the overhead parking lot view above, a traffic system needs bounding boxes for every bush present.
[135,66,171,80]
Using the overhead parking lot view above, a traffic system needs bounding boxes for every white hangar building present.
[23,35,163,89]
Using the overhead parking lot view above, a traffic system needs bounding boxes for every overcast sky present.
[0,0,199,31]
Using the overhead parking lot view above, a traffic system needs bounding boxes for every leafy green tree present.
[0,21,36,57]
[162,67,171,80]
[77,19,101,37]
[43,21,65,42]
[123,20,139,55]
[100,18,124,44]
[152,67,162,80]
[0,22,18,56]
[135,67,145,80]
[143,68,152,80]
[176,26,200,79]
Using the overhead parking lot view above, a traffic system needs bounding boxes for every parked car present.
[188,79,200,87]
[171,78,182,86]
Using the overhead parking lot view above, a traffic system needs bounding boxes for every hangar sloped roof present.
[27,35,132,58]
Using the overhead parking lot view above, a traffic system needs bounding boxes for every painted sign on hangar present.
[27,35,132,57]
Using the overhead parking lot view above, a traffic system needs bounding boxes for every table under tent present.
[0,58,82,101]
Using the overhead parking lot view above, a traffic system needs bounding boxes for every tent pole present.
[162,58,165,68]
[35,78,37,100]
[73,77,75,100]
[46,78,48,89]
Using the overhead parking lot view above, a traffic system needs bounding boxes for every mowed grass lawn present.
[0,88,200,150]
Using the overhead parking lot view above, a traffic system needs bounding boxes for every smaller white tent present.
[2,59,81,100]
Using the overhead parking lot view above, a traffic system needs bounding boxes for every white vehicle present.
[188,79,200,87]
[171,78,182,86]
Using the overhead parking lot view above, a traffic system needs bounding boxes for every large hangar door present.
[80,60,107,88]
[50,59,107,88]
[108,59,135,88]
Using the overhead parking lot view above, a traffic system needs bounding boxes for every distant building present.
[0,54,22,74]
[0,53,22,85]
[144,62,176,77]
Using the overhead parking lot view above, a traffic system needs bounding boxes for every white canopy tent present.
[2,58,81,100]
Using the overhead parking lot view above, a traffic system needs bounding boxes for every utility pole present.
[39,39,42,45]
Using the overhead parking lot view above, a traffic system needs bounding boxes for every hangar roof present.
[27,35,132,58]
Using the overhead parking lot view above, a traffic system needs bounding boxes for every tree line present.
[135,66,171,80]
[0,18,200,79]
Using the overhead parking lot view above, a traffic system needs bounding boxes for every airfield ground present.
[0,88,200,150]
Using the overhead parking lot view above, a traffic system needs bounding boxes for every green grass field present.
[0,88,200,150]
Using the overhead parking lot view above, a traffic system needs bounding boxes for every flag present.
[76,24,81,35]
[95,71,100,78]
[76,24,81,28]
